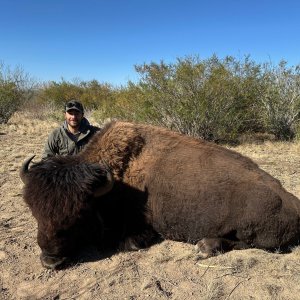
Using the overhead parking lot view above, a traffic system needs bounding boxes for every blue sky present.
[1,0,300,86]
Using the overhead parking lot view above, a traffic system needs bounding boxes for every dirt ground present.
[1,113,300,300]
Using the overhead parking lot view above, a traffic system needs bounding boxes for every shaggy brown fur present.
[23,156,110,225]
[81,121,300,248]
[22,121,300,269]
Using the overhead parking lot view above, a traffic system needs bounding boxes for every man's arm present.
[42,131,59,160]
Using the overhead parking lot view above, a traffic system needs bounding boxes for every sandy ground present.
[1,114,300,300]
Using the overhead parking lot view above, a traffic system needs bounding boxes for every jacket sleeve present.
[42,130,59,159]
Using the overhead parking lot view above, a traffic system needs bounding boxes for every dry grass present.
[3,111,59,135]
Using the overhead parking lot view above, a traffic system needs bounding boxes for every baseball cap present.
[65,100,84,113]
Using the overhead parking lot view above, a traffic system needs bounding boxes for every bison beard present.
[21,121,300,269]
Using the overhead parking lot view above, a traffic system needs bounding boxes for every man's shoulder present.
[48,125,66,139]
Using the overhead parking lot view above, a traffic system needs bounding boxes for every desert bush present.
[38,79,83,107]
[95,83,146,120]
[3,55,300,142]
[259,61,300,140]
[132,55,264,142]
[0,81,22,123]
[37,79,115,110]
[293,123,300,141]
[23,99,64,122]
[0,62,35,123]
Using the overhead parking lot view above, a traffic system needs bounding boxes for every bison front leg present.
[195,238,249,258]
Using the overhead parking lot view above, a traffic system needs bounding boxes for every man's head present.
[64,100,84,131]
[65,100,84,114]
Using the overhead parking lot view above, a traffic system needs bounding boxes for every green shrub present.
[293,122,300,141]
[259,61,300,140]
[37,79,114,110]
[0,81,22,123]
[132,55,264,142]
[0,62,36,123]
[3,55,300,143]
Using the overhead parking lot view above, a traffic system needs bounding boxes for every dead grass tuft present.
[204,280,225,300]
[238,132,276,144]
[4,111,59,136]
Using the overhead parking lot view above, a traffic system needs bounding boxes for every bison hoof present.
[195,238,223,259]
[122,237,142,251]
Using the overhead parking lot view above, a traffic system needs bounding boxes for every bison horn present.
[93,164,114,198]
[20,155,36,184]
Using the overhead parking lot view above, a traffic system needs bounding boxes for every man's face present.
[65,110,83,128]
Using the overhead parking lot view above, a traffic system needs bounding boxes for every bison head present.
[20,156,114,269]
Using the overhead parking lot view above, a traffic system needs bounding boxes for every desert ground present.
[0,112,300,300]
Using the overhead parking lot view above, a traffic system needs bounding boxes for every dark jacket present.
[42,118,99,159]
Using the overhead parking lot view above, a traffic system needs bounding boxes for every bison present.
[20,121,300,269]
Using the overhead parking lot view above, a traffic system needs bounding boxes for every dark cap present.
[65,100,84,113]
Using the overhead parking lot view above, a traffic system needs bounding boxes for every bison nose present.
[40,252,67,270]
